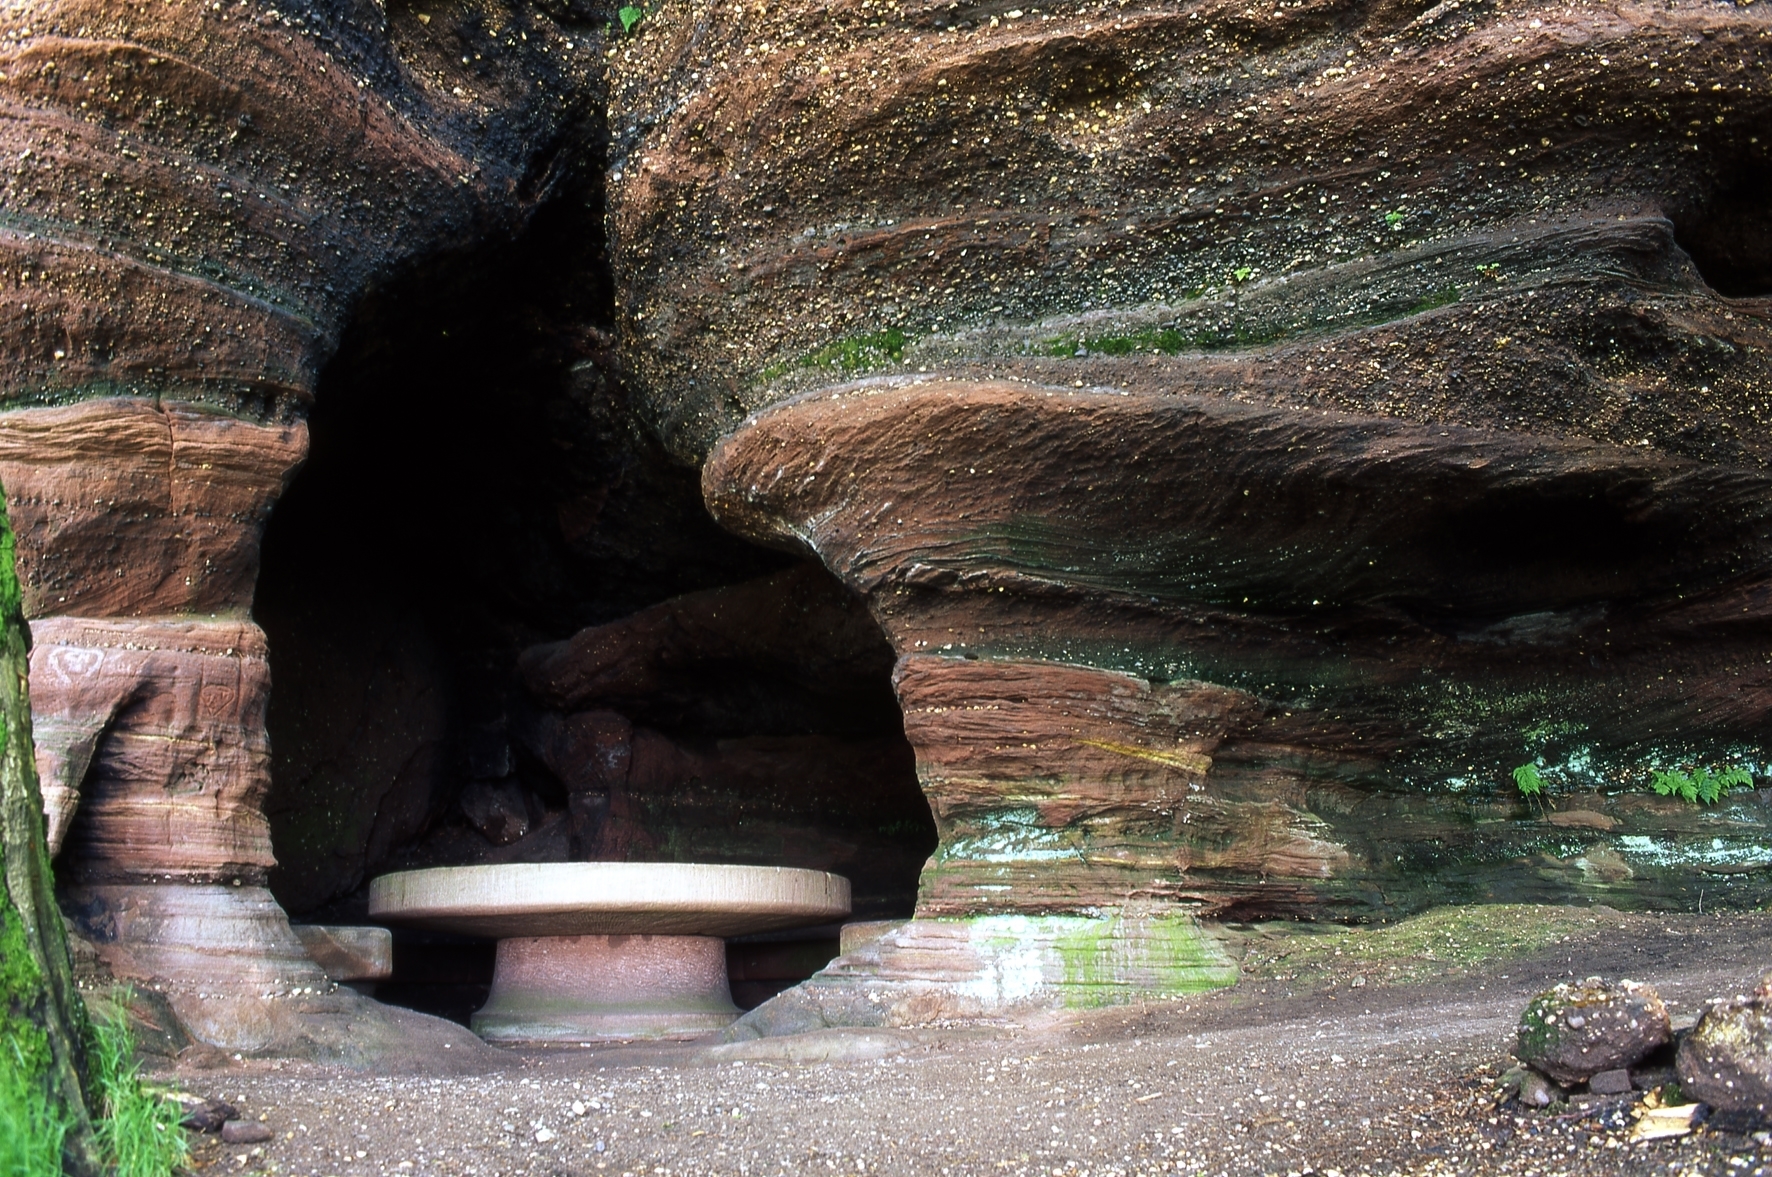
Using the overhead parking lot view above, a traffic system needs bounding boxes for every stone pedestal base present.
[472,933,740,1042]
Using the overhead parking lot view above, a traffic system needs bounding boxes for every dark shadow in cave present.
[253,183,935,1020]
[1674,155,1772,298]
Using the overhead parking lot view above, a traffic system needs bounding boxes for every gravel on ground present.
[166,908,1772,1177]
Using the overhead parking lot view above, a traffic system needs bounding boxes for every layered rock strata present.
[605,0,1772,460]
[591,0,1772,1019]
[707,378,1772,928]
[725,911,1238,1038]
[2,0,1767,1038]
[32,615,276,878]
[0,0,599,1053]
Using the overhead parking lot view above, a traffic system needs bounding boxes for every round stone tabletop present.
[367,863,851,939]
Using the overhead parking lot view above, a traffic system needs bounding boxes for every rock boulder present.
[1517,977,1672,1085]
[1678,973,1772,1121]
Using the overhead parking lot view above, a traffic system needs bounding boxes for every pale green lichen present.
[1051,913,1237,1006]
[961,912,1237,1008]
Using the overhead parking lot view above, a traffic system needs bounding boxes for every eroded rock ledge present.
[706,377,1772,922]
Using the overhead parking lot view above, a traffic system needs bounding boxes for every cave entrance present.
[252,187,935,1021]
[1675,155,1772,298]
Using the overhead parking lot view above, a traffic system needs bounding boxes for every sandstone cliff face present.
[0,0,594,421]
[605,0,1771,458]
[2,0,1767,1041]
[588,0,1772,925]
[0,400,307,617]
[705,377,1772,918]
[0,0,603,1050]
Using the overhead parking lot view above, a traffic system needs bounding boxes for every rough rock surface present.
[62,881,491,1063]
[520,564,902,737]
[6,0,1769,1038]
[0,0,595,422]
[723,909,1238,1039]
[2,0,602,1052]
[606,0,1771,460]
[1516,977,1671,1085]
[0,400,307,617]
[1677,971,1772,1120]
[288,925,393,984]
[32,616,275,879]
[706,378,1772,918]
[507,566,937,919]
[599,0,1772,934]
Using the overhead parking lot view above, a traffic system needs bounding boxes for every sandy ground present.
[167,909,1772,1177]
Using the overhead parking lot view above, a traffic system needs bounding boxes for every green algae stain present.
[0,901,53,1077]
[758,327,910,382]
[1038,286,1463,359]
[1051,913,1237,1007]
[960,912,1237,1008]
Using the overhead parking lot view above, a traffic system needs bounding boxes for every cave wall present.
[252,184,799,920]
[0,0,1766,1040]
[601,0,1772,937]
[515,564,937,920]
[0,0,607,1049]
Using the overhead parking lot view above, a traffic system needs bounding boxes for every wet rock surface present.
[1517,977,1672,1085]
[1679,972,1772,1122]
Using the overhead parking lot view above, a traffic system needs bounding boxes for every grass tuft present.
[91,998,188,1177]
[0,1035,69,1177]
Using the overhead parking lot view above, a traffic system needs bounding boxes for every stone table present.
[367,863,850,1041]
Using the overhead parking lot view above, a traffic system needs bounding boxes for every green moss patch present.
[1239,904,1617,989]
[1040,285,1463,359]
[965,912,1239,1008]
[0,900,64,1177]
[759,328,911,381]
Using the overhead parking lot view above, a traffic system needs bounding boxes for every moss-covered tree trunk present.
[0,485,99,1176]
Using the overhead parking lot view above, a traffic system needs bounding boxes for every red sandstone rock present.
[894,655,1350,914]
[0,3,593,420]
[520,563,899,735]
[607,0,1772,460]
[706,378,1772,917]
[1678,973,1772,1120]
[0,400,307,617]
[31,616,274,882]
[0,0,595,1057]
[515,566,931,915]
[1518,977,1672,1085]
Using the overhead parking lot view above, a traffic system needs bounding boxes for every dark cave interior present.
[252,184,936,1018]
[1674,155,1772,299]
